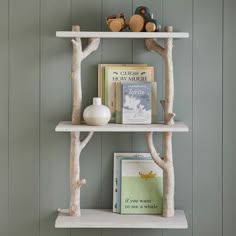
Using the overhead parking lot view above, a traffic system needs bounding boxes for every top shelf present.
[56,31,189,39]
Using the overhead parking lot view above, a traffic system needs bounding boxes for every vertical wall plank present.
[193,0,223,236]
[223,1,236,236]
[40,1,71,236]
[101,1,133,236]
[71,1,102,236]
[132,1,163,236]
[9,0,40,235]
[0,0,8,235]
[162,1,193,236]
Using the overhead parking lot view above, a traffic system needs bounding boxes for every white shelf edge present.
[56,31,189,39]
[55,121,189,133]
[55,209,188,229]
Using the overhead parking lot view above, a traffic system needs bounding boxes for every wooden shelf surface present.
[55,209,188,229]
[55,121,189,133]
[56,31,189,39]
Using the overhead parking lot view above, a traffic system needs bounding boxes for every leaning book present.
[122,82,152,124]
[121,159,163,214]
[113,153,151,213]
[104,66,154,122]
[98,64,146,104]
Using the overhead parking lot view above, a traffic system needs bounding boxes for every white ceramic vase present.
[83,97,111,126]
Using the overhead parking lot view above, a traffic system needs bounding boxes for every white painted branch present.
[70,132,83,216]
[162,132,174,217]
[82,38,100,60]
[145,26,175,125]
[69,25,99,216]
[80,132,94,149]
[146,131,175,217]
[146,26,175,217]
[163,26,174,125]
[145,38,165,57]
[146,132,165,169]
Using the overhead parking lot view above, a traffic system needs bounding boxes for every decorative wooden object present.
[129,15,145,32]
[106,13,127,32]
[145,26,175,217]
[70,25,100,216]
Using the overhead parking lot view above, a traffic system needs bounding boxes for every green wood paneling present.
[0,0,8,235]
[101,2,133,236]
[132,1,163,236]
[162,1,193,236]
[71,1,102,236]
[9,0,40,235]
[223,1,236,236]
[40,1,71,236]
[193,0,223,236]
[0,1,233,235]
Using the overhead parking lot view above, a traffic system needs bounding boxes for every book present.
[121,159,163,214]
[104,66,154,122]
[113,153,151,213]
[98,64,146,105]
[122,83,152,124]
[116,81,157,124]
[116,155,152,213]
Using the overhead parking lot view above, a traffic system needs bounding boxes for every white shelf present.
[55,209,188,229]
[55,121,189,133]
[56,31,189,39]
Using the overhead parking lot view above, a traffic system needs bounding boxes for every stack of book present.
[113,153,163,215]
[98,64,157,124]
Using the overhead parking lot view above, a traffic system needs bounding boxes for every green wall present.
[0,0,235,235]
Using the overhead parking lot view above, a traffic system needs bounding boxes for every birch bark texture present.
[145,26,175,217]
[69,25,100,216]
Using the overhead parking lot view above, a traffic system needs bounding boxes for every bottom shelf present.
[55,209,188,229]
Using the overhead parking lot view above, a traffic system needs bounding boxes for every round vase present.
[83,97,111,126]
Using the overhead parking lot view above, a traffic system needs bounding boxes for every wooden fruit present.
[129,14,145,32]
[145,22,156,32]
[108,20,123,32]
[106,13,127,32]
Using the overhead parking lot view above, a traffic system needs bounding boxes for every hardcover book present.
[121,159,163,214]
[122,83,152,124]
[113,153,151,213]
[104,66,154,122]
[98,64,146,105]
[116,81,157,124]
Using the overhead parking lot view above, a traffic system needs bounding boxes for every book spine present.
[115,82,122,123]
[151,82,157,123]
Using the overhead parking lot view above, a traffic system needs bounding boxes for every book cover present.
[121,159,163,214]
[113,153,151,213]
[116,81,157,124]
[104,66,154,122]
[116,155,152,214]
[122,83,152,124]
[98,64,146,105]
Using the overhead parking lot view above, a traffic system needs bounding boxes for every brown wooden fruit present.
[145,22,156,32]
[129,14,145,32]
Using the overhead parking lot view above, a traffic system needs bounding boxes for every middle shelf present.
[55,121,189,133]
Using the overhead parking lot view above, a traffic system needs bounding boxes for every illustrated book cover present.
[122,82,152,124]
[116,81,157,124]
[98,64,146,105]
[121,159,163,214]
[113,153,151,213]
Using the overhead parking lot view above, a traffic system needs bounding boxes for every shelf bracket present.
[69,25,100,216]
[145,26,175,217]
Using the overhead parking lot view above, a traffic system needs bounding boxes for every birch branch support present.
[145,26,175,217]
[69,25,99,216]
